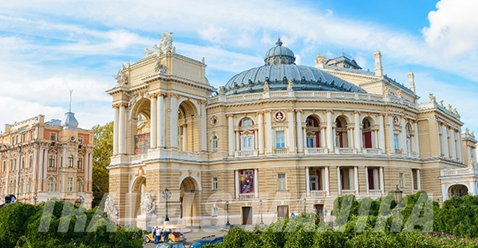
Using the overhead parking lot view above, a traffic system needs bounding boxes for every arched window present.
[211,135,218,152]
[305,116,320,148]
[335,117,349,148]
[47,178,56,192]
[239,118,255,151]
[362,118,373,149]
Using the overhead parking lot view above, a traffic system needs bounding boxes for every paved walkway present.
[144,226,228,248]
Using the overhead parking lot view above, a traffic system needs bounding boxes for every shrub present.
[346,231,400,248]
[314,228,346,248]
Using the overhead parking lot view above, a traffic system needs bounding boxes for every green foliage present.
[0,200,143,248]
[345,231,400,248]
[221,227,252,248]
[92,122,113,207]
[434,194,478,237]
[284,215,315,248]
[313,228,346,248]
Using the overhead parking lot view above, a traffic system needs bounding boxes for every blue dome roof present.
[224,40,366,96]
[62,112,79,130]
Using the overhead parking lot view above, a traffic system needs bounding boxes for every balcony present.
[341,189,356,195]
[367,190,383,197]
[304,148,327,154]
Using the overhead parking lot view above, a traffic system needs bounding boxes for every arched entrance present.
[448,184,468,198]
[180,177,199,226]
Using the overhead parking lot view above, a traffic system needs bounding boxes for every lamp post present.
[394,185,403,213]
[259,199,264,225]
[225,200,230,227]
[162,188,171,222]
[303,198,307,213]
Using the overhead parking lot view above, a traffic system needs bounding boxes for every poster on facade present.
[134,133,150,154]
[240,169,254,194]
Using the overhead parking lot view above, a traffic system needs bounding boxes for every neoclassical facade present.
[107,34,477,228]
[0,113,94,208]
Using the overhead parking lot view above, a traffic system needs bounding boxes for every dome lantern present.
[264,38,296,65]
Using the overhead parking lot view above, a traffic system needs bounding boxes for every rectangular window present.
[29,155,33,168]
[278,173,286,191]
[310,175,318,191]
[212,207,218,217]
[78,136,84,144]
[50,133,57,141]
[306,136,314,148]
[241,136,254,151]
[67,177,74,192]
[49,156,56,168]
[275,131,285,149]
[212,177,218,191]
[69,156,74,168]
[399,172,404,188]
[393,133,400,152]
[78,157,83,169]
[2,161,5,172]
[211,137,218,152]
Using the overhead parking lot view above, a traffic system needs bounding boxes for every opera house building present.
[106,34,478,228]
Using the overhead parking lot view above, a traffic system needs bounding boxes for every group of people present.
[152,226,172,244]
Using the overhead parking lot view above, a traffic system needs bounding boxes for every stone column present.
[258,112,264,154]
[413,122,420,156]
[401,117,407,155]
[235,131,240,153]
[365,168,369,194]
[32,144,38,192]
[449,128,456,160]
[170,95,178,148]
[326,111,334,152]
[379,167,384,194]
[354,112,362,152]
[417,170,421,191]
[200,102,207,151]
[182,125,187,151]
[410,169,415,192]
[378,115,385,152]
[235,170,240,199]
[113,106,119,155]
[305,167,310,196]
[254,169,259,198]
[337,167,342,195]
[38,146,44,192]
[288,111,296,152]
[354,166,359,194]
[43,148,49,190]
[265,111,273,154]
[296,111,303,153]
[150,95,157,149]
[118,104,126,154]
[228,115,234,156]
[442,125,449,158]
[324,167,330,196]
[320,126,326,148]
[157,94,165,147]
[457,129,463,162]
[387,115,395,154]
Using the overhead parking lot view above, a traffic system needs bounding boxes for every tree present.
[92,122,113,207]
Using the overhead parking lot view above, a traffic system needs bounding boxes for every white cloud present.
[423,0,478,57]
[198,25,228,45]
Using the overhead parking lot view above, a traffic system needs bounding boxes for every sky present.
[1,0,478,132]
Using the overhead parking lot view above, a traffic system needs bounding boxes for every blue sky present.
[0,0,478,132]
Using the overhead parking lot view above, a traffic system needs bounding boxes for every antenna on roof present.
[69,89,73,112]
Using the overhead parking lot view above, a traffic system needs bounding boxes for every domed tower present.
[62,90,79,130]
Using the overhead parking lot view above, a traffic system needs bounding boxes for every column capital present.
[198,99,208,105]
[148,92,159,98]
[353,110,361,115]
[226,113,234,118]
[168,93,180,99]
[326,110,333,114]
[294,109,303,113]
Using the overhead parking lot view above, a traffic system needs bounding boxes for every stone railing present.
[304,147,328,154]
[236,150,258,157]
[310,190,327,198]
[273,148,288,154]
[337,148,355,154]
[441,167,478,177]
[341,189,356,195]
[363,148,381,154]
[209,90,412,107]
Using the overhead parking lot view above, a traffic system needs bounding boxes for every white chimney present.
[374,50,383,77]
[407,72,416,93]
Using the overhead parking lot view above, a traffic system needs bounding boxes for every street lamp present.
[259,199,264,225]
[225,200,230,227]
[303,198,307,213]
[394,185,403,213]
[162,188,172,222]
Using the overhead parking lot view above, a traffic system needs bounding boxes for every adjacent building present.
[107,33,478,228]
[0,111,94,208]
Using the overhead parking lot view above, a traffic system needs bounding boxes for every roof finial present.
[69,89,73,112]
[276,38,283,46]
